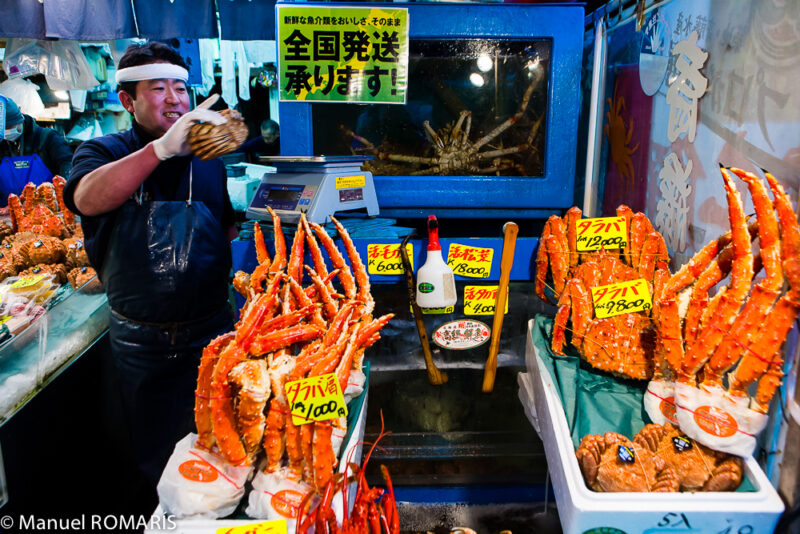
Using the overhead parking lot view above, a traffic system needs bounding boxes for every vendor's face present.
[121,76,190,138]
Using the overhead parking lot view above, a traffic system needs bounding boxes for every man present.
[0,97,73,204]
[239,118,279,162]
[63,42,236,491]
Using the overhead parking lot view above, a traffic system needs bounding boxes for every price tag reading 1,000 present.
[591,278,652,319]
[576,216,627,252]
[285,372,348,426]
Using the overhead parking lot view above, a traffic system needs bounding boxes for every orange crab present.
[8,176,74,237]
[576,431,680,492]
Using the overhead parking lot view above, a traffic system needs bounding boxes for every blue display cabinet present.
[278,2,583,219]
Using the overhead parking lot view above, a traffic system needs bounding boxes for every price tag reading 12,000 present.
[576,216,627,252]
[591,278,652,319]
[285,373,348,426]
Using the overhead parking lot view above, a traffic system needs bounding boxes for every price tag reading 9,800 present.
[591,278,652,319]
[576,216,627,252]
[285,373,348,426]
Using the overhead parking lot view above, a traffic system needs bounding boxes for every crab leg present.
[209,342,250,465]
[287,276,327,330]
[680,167,754,384]
[564,206,582,269]
[267,206,287,274]
[546,217,570,298]
[534,216,555,302]
[229,359,270,462]
[249,324,323,357]
[302,213,336,295]
[331,216,374,316]
[306,265,339,320]
[253,221,271,266]
[703,169,783,385]
[473,72,541,151]
[288,219,306,284]
[194,332,236,450]
[727,170,800,404]
[551,277,593,354]
[309,221,357,300]
[263,351,296,472]
[683,243,736,343]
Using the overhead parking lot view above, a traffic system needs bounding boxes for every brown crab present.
[633,423,743,492]
[576,432,680,492]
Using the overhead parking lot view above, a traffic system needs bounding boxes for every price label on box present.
[446,243,493,278]
[576,216,627,252]
[367,243,412,275]
[464,285,508,316]
[590,278,651,319]
[216,519,287,534]
[285,373,347,426]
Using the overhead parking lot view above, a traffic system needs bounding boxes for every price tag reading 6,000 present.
[576,216,627,252]
[591,278,652,319]
[285,373,348,426]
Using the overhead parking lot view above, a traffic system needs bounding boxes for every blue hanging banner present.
[218,0,276,41]
[0,0,46,39]
[44,0,136,40]
[157,39,203,87]
[132,0,218,39]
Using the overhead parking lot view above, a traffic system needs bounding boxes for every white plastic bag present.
[157,433,255,519]
[246,467,316,530]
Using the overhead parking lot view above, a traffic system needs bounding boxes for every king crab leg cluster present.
[194,209,393,494]
[647,166,800,455]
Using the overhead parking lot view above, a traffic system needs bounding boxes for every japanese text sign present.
[10,275,46,289]
[278,6,409,103]
[367,243,412,275]
[591,278,652,319]
[447,243,493,278]
[576,216,627,252]
[433,319,490,350]
[463,285,509,316]
[216,520,287,534]
[285,372,348,426]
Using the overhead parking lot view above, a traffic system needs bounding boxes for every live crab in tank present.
[341,71,545,176]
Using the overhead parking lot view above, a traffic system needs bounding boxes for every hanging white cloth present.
[219,40,250,108]
[198,38,217,97]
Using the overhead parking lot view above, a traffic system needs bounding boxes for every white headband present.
[115,63,189,84]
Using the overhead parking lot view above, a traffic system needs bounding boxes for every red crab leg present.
[309,221,357,300]
[680,167,754,384]
[287,276,327,330]
[703,169,783,385]
[253,221,271,266]
[303,213,336,295]
[563,206,582,270]
[194,332,235,450]
[331,216,374,316]
[288,219,306,284]
[209,342,250,465]
[249,324,323,357]
[267,206,287,274]
[551,277,592,354]
[306,265,340,321]
[546,217,570,298]
[534,216,555,303]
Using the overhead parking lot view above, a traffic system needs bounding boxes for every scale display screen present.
[252,184,305,212]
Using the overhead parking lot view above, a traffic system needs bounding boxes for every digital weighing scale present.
[247,156,379,224]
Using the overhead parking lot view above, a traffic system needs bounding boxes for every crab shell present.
[633,423,743,491]
[19,263,68,285]
[576,431,680,492]
[188,108,249,161]
[18,236,67,267]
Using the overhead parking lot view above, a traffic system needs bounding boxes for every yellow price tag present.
[335,175,366,189]
[10,275,46,289]
[216,520,287,534]
[463,285,509,316]
[576,216,627,252]
[446,243,493,278]
[591,278,652,319]
[367,243,412,275]
[285,373,347,426]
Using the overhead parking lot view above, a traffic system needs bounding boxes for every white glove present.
[152,94,227,161]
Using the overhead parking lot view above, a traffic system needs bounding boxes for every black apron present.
[103,165,233,485]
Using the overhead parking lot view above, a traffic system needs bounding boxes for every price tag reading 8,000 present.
[591,278,652,319]
[576,216,627,252]
[285,372,348,426]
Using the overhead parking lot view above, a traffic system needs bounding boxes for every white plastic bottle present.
[416,215,457,308]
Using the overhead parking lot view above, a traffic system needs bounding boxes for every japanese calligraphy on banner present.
[278,6,409,103]
[367,243,412,275]
[285,373,348,426]
[446,243,493,278]
[463,285,509,316]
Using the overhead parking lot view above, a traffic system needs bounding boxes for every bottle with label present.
[416,215,457,308]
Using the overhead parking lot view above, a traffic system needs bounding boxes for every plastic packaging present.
[416,215,457,308]
[3,38,99,91]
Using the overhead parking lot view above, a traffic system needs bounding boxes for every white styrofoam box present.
[146,389,369,534]
[522,319,784,534]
